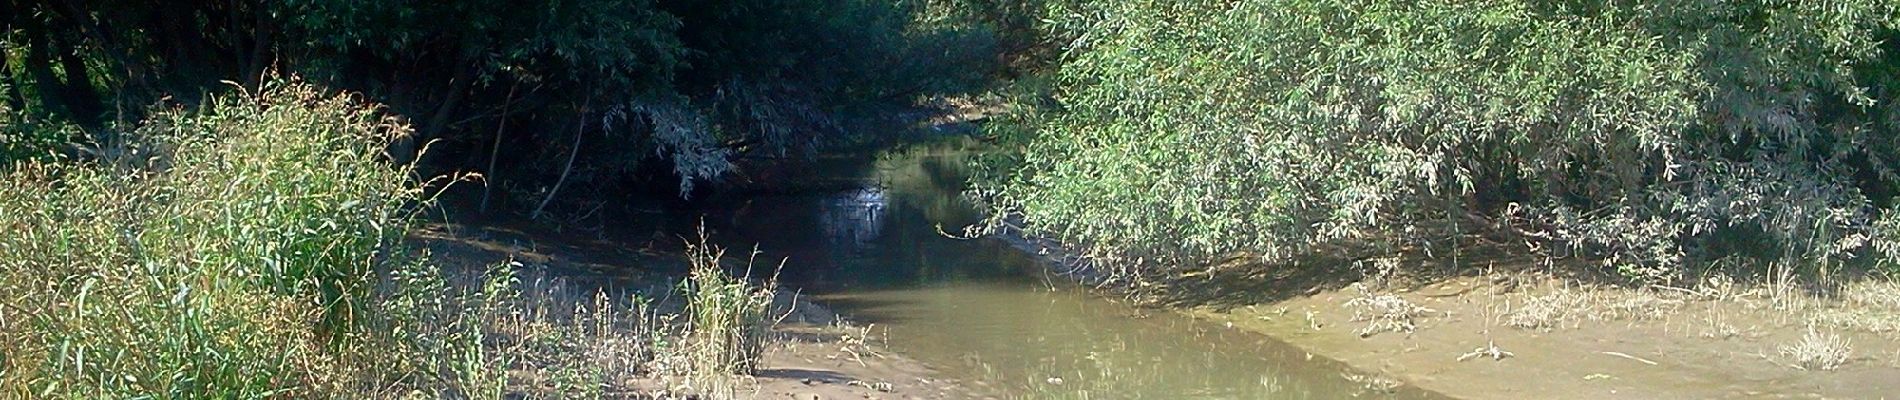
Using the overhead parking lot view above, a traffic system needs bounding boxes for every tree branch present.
[532,95,593,220]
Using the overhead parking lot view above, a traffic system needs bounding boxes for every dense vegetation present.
[0,82,789,399]
[7,0,1900,395]
[978,0,1900,283]
[0,1,1010,397]
[1,0,1002,201]
[0,82,444,397]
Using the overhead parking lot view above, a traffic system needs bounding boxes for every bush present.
[0,80,417,398]
[0,79,695,399]
[676,233,780,399]
[978,0,1900,283]
[0,105,75,165]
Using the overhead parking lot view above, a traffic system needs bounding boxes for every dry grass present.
[1502,284,1686,332]
[1815,309,1900,336]
[669,233,783,400]
[830,321,885,367]
[1841,279,1900,309]
[1506,287,1592,331]
[1342,283,1437,337]
[1698,306,1745,340]
[1339,371,1403,396]
[475,264,669,398]
[1811,279,1900,338]
[1597,290,1685,321]
[1779,325,1853,371]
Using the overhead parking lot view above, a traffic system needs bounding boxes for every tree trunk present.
[532,96,593,220]
[481,82,519,214]
[0,42,24,111]
[47,0,149,94]
[246,2,274,84]
[55,45,104,127]
[418,61,477,148]
[21,23,71,119]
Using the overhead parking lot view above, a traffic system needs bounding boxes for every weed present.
[675,231,783,399]
[1342,284,1436,337]
[0,80,684,399]
[832,321,885,367]
[1507,288,1592,331]
[1779,325,1853,371]
[0,80,417,398]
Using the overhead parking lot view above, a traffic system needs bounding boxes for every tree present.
[980,0,1900,282]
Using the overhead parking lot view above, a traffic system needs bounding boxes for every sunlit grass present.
[674,230,783,399]
[0,80,764,398]
[0,80,415,398]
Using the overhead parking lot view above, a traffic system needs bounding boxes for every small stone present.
[802,378,815,385]
[792,393,821,400]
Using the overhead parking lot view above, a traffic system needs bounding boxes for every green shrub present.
[0,106,75,165]
[0,73,796,400]
[979,0,1900,283]
[0,80,417,398]
[677,234,779,399]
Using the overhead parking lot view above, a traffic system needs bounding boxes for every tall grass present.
[677,233,782,399]
[0,80,417,398]
[0,79,790,399]
[371,260,667,399]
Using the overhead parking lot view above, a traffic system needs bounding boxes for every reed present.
[677,231,782,399]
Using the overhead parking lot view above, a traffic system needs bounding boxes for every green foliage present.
[0,81,682,398]
[0,106,74,165]
[658,0,999,151]
[1,0,1006,202]
[278,0,688,121]
[918,0,1073,73]
[0,81,417,398]
[678,235,779,398]
[980,0,1900,282]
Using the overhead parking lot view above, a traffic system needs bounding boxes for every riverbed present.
[685,141,1445,399]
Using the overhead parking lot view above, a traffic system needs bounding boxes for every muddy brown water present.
[681,141,1447,399]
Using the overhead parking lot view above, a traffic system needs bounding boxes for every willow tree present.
[980,0,1900,282]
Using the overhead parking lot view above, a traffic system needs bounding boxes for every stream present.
[690,141,1446,399]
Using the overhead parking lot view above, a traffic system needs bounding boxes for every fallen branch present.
[1458,339,1515,361]
[1599,351,1659,366]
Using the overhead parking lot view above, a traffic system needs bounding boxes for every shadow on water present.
[679,138,1448,399]
[754,368,856,382]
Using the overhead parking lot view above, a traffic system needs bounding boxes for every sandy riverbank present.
[1187,265,1900,399]
[994,225,1900,399]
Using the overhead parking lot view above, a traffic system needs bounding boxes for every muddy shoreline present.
[988,227,1900,399]
[413,222,998,399]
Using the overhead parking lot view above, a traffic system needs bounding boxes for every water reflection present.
[823,284,1382,399]
[818,186,886,254]
[700,140,1442,399]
